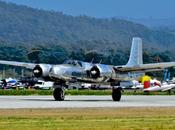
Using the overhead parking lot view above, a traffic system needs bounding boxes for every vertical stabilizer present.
[126,37,143,67]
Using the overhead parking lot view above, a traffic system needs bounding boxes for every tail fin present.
[126,37,143,67]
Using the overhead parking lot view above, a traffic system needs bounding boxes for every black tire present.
[53,88,65,101]
[112,88,121,101]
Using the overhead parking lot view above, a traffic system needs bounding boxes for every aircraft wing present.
[114,62,175,72]
[0,60,36,69]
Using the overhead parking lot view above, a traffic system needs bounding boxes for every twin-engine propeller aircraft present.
[0,37,175,101]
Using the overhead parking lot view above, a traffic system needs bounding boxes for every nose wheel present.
[53,88,65,101]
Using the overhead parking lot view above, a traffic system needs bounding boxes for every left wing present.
[0,60,36,69]
[114,62,175,72]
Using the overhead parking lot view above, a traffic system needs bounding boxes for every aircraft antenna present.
[99,59,102,64]
[91,58,94,64]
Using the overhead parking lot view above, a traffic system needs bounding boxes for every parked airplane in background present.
[131,78,175,92]
[1,78,17,89]
[143,79,175,92]
[0,37,175,101]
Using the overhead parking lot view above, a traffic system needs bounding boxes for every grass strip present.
[0,107,174,130]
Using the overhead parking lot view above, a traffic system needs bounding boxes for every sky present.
[2,0,175,19]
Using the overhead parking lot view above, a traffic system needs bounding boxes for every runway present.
[0,95,175,109]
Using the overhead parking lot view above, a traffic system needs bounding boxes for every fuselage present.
[47,60,144,83]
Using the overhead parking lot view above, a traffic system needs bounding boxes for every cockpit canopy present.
[64,60,83,67]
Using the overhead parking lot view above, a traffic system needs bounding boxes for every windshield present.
[36,82,43,85]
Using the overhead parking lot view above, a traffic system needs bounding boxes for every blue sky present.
[2,0,175,18]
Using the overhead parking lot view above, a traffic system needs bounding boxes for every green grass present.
[0,89,174,96]
[0,108,175,130]
[0,89,175,95]
[0,89,53,95]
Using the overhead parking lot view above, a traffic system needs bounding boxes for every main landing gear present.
[53,83,65,101]
[112,88,122,101]
[111,82,122,101]
[53,83,122,102]
[53,87,65,101]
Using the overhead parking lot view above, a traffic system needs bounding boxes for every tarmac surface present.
[0,95,175,109]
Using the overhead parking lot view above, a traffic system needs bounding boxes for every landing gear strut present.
[53,87,65,101]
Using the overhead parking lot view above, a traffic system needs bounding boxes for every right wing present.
[0,60,36,69]
[114,62,175,72]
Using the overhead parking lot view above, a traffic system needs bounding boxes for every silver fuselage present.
[48,61,144,83]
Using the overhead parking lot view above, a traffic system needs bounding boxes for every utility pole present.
[2,68,5,79]
[21,69,24,77]
[13,68,16,79]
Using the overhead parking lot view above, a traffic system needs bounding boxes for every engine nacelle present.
[33,64,52,78]
[89,65,100,79]
[89,64,113,79]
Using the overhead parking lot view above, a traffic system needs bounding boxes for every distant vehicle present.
[120,81,135,89]
[131,80,143,90]
[67,83,81,89]
[0,81,3,89]
[12,82,25,89]
[91,84,111,90]
[34,80,53,90]
[19,77,38,87]
[68,83,91,90]
[81,83,91,89]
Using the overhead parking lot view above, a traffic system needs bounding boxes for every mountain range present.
[1,1,175,54]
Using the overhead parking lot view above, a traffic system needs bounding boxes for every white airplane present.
[0,37,175,101]
[143,79,175,92]
[131,78,175,92]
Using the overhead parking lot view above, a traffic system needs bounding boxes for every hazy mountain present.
[125,17,175,28]
[0,1,175,53]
